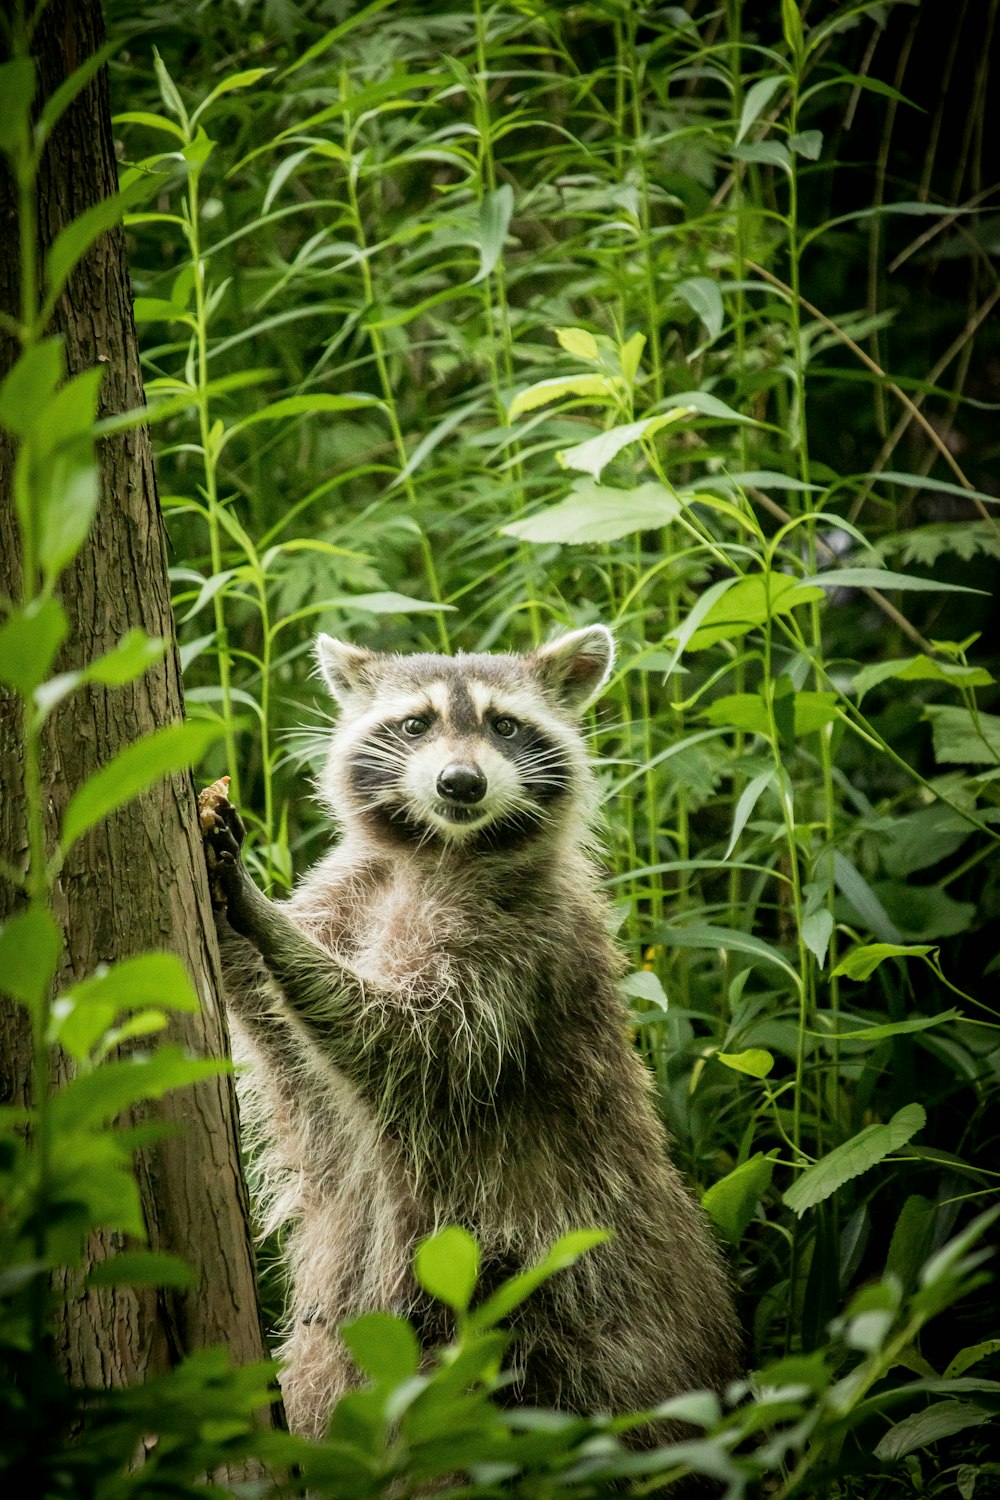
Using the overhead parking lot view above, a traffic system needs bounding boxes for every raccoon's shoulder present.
[284,844,390,950]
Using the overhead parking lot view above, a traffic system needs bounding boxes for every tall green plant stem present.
[471,0,540,638]
[9,7,56,1379]
[340,88,449,652]
[185,155,241,803]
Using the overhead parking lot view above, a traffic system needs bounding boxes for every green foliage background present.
[2,0,999,1494]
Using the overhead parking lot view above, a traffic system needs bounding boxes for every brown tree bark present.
[0,0,275,1399]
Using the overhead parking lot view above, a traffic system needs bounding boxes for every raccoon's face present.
[316,627,614,855]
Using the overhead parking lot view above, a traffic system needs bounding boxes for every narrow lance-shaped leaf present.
[62,721,224,850]
[784,1104,926,1216]
[472,183,514,284]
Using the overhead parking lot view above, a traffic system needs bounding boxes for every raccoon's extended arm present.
[201,785,400,1096]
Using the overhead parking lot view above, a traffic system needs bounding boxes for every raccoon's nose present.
[437,763,487,805]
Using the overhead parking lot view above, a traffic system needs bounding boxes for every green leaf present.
[26,366,104,583]
[945,1340,1000,1379]
[924,706,1000,766]
[654,922,798,982]
[61,721,223,850]
[789,129,823,159]
[619,332,645,384]
[675,278,724,341]
[832,943,936,982]
[732,141,792,172]
[555,326,599,362]
[49,952,199,1061]
[874,1401,991,1462]
[414,1227,479,1312]
[52,1046,227,1130]
[702,690,838,737]
[0,909,61,1012]
[45,188,144,315]
[734,75,784,145]
[0,58,36,151]
[855,655,994,699]
[820,1010,958,1044]
[784,1104,925,1216]
[88,1250,194,1290]
[502,480,680,545]
[152,47,187,124]
[805,567,988,596]
[341,1312,420,1384]
[0,338,65,436]
[227,392,385,439]
[0,598,68,696]
[781,0,805,60]
[472,183,514,284]
[471,1229,611,1330]
[725,768,775,859]
[716,1049,774,1078]
[321,590,455,616]
[801,909,834,967]
[557,411,693,481]
[508,374,620,419]
[190,68,272,126]
[674,573,823,651]
[702,1154,774,1243]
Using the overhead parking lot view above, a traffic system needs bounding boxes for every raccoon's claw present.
[198,776,246,910]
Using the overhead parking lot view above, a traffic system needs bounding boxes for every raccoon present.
[200,626,741,1453]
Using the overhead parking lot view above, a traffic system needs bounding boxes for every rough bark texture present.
[0,0,275,1397]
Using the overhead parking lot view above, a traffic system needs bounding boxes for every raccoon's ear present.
[530,625,615,711]
[315,635,380,703]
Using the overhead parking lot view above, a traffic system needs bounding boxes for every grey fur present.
[203,628,741,1453]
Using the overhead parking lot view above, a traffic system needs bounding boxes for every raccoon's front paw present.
[198,776,247,911]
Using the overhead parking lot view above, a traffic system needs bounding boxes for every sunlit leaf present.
[784,1105,926,1216]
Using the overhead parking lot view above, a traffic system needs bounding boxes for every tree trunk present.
[0,0,275,1398]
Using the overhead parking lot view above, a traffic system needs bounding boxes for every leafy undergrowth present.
[1,0,998,1495]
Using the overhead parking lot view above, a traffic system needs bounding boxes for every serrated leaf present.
[717,1049,774,1078]
[784,1104,926,1216]
[414,1226,479,1311]
[673,573,823,652]
[61,721,223,849]
[702,1154,774,1243]
[341,1312,420,1384]
[924,706,1000,766]
[557,410,693,480]
[503,480,680,545]
[703,690,838,737]
[854,655,994,699]
[508,374,619,420]
[832,943,936,982]
[472,183,514,284]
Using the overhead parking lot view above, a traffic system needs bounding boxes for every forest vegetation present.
[1,0,998,1495]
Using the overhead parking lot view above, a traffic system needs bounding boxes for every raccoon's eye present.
[402,716,431,738]
[491,715,519,738]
